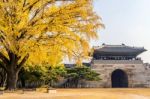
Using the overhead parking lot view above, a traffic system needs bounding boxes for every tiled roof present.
[93,44,146,57]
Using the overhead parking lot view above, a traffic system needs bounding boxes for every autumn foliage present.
[0,0,103,90]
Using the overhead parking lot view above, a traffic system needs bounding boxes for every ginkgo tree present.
[0,0,103,90]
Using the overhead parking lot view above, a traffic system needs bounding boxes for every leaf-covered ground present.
[1,88,150,99]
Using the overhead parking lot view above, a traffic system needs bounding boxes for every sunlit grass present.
[0,88,150,99]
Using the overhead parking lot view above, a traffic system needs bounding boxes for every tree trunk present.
[20,78,25,88]
[6,69,19,90]
[0,51,29,90]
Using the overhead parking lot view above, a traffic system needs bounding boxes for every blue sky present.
[93,0,150,63]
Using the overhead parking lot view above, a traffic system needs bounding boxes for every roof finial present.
[102,43,105,45]
[122,43,125,46]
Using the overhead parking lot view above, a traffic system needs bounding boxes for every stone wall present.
[88,60,150,88]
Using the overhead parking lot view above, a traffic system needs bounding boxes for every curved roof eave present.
[93,44,147,57]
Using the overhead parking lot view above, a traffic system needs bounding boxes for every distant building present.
[64,44,150,88]
[89,44,150,88]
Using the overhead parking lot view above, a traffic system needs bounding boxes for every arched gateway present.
[92,44,147,88]
[111,69,128,88]
[64,44,147,88]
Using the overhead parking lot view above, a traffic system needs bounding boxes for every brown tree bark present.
[0,52,29,90]
[6,69,19,90]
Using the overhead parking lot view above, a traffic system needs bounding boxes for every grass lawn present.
[0,88,150,99]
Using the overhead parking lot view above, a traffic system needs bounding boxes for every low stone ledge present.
[47,88,57,93]
[0,90,4,95]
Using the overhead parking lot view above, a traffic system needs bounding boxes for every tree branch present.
[17,54,29,70]
[23,0,27,7]
[0,61,7,72]
[23,0,41,12]
[0,52,9,66]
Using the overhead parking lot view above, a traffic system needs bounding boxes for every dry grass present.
[1,88,150,99]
